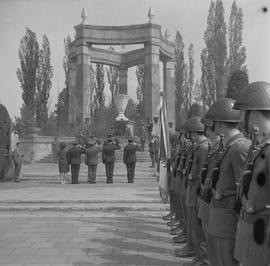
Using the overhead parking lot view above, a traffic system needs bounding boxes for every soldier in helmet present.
[206,98,250,266]
[175,116,209,265]
[171,126,192,242]
[233,81,270,266]
[175,124,197,258]
[197,110,221,264]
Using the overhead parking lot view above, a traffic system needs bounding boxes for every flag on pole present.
[158,90,171,203]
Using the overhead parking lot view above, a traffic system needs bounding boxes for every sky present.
[0,0,269,120]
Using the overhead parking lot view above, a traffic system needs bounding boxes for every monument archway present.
[68,12,175,131]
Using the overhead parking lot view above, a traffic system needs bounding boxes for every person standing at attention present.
[66,141,84,184]
[58,142,69,184]
[123,137,142,183]
[85,138,102,184]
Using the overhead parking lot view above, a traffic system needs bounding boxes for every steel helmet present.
[201,107,215,127]
[208,98,241,122]
[183,116,205,132]
[233,81,270,111]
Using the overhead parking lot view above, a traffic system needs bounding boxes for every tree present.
[36,35,53,129]
[56,36,71,132]
[204,0,227,99]
[227,1,247,79]
[226,70,249,100]
[185,43,194,111]
[17,28,40,126]
[200,48,216,108]
[90,64,97,116]
[136,64,145,119]
[174,31,186,127]
[95,63,105,112]
[106,47,119,104]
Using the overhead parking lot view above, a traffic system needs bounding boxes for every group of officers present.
[65,134,142,184]
[166,81,270,266]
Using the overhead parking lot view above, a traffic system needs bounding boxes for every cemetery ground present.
[0,162,188,266]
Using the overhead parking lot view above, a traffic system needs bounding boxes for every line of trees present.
[174,0,247,128]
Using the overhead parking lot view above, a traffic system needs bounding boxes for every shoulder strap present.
[217,135,247,166]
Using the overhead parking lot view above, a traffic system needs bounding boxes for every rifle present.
[210,134,225,191]
[184,141,196,189]
[200,141,212,186]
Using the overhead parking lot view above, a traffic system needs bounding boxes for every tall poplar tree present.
[204,0,227,99]
[17,28,40,126]
[56,36,71,131]
[174,31,186,127]
[187,43,194,110]
[36,35,53,128]
[136,64,145,119]
[227,1,247,78]
[95,63,105,112]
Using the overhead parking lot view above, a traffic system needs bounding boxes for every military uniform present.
[205,98,250,266]
[207,133,250,265]
[66,143,85,184]
[102,138,121,183]
[123,139,142,183]
[85,141,102,184]
[233,81,270,266]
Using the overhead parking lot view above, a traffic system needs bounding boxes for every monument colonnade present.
[68,22,175,131]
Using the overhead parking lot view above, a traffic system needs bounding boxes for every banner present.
[158,90,171,203]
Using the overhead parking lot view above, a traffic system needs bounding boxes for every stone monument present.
[68,8,175,132]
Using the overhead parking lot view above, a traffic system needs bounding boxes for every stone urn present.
[113,94,129,121]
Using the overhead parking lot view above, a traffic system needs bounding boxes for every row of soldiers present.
[166,81,270,266]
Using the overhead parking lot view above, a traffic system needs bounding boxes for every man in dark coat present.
[85,138,102,184]
[123,138,142,183]
[102,135,121,183]
[66,141,84,184]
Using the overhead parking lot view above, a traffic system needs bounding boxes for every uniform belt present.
[212,193,236,209]
[242,211,269,224]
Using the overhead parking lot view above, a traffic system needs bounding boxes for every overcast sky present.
[0,0,269,120]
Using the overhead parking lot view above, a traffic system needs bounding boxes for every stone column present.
[144,44,160,120]
[68,58,77,127]
[75,44,91,127]
[119,67,128,95]
[164,60,175,129]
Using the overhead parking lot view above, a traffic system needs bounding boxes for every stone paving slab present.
[0,162,187,265]
[0,211,188,266]
[0,162,158,204]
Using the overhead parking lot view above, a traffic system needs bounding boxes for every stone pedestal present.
[113,94,134,136]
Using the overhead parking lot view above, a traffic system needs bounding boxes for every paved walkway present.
[0,162,187,265]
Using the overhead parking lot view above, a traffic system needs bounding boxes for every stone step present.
[0,201,165,211]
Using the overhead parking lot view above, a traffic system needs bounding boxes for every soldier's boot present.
[162,213,171,221]
[175,244,195,258]
[182,254,209,266]
[173,233,187,244]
